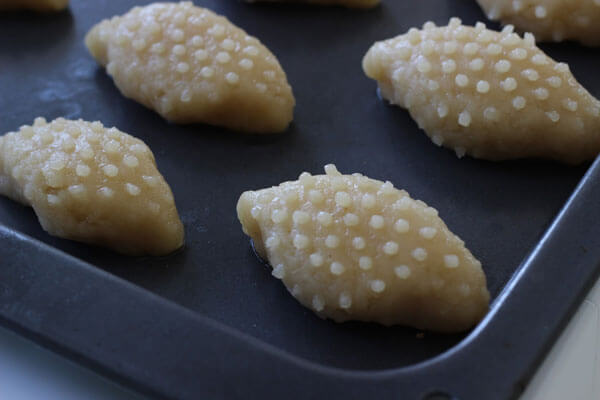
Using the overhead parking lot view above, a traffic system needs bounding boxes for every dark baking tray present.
[1,0,599,399]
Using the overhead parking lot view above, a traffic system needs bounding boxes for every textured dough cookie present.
[362,19,600,164]
[0,0,68,11]
[237,164,489,332]
[477,0,600,46]
[85,1,295,133]
[0,117,184,255]
[244,0,379,8]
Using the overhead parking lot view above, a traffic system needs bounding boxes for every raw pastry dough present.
[363,19,600,163]
[86,2,295,133]
[0,117,184,255]
[237,164,489,332]
[477,0,600,46]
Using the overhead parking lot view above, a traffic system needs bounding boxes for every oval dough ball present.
[0,0,68,11]
[244,0,379,8]
[477,0,600,46]
[85,1,295,134]
[362,18,600,164]
[237,164,490,332]
[0,117,184,255]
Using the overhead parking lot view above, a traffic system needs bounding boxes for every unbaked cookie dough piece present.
[237,164,489,332]
[0,0,68,11]
[244,0,379,8]
[85,1,295,134]
[0,117,184,255]
[477,0,600,46]
[362,18,600,164]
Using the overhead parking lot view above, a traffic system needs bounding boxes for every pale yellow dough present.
[0,0,68,11]
[237,164,490,332]
[477,0,600,46]
[244,0,379,8]
[0,117,184,255]
[363,18,600,164]
[85,1,295,134]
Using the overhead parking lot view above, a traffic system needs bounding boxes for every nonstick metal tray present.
[1,1,600,399]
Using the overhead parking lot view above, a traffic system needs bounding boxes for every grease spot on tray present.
[181,208,209,234]
[68,58,96,80]
[38,81,81,102]
[36,76,93,119]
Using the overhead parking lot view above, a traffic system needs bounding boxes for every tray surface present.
[0,0,599,394]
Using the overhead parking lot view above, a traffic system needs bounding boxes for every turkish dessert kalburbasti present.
[0,117,184,255]
[237,164,490,332]
[476,0,600,46]
[85,1,295,133]
[363,18,600,163]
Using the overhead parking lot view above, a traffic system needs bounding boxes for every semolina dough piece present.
[0,0,68,11]
[85,1,295,134]
[0,117,184,255]
[362,18,600,164]
[244,0,379,8]
[237,164,490,332]
[477,0,600,46]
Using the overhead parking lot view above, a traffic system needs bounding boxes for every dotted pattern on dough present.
[237,164,490,332]
[85,1,295,133]
[362,18,600,164]
[477,0,600,46]
[0,117,184,255]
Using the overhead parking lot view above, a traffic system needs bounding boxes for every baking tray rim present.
[1,155,600,399]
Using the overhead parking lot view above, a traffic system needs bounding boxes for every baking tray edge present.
[1,157,600,400]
